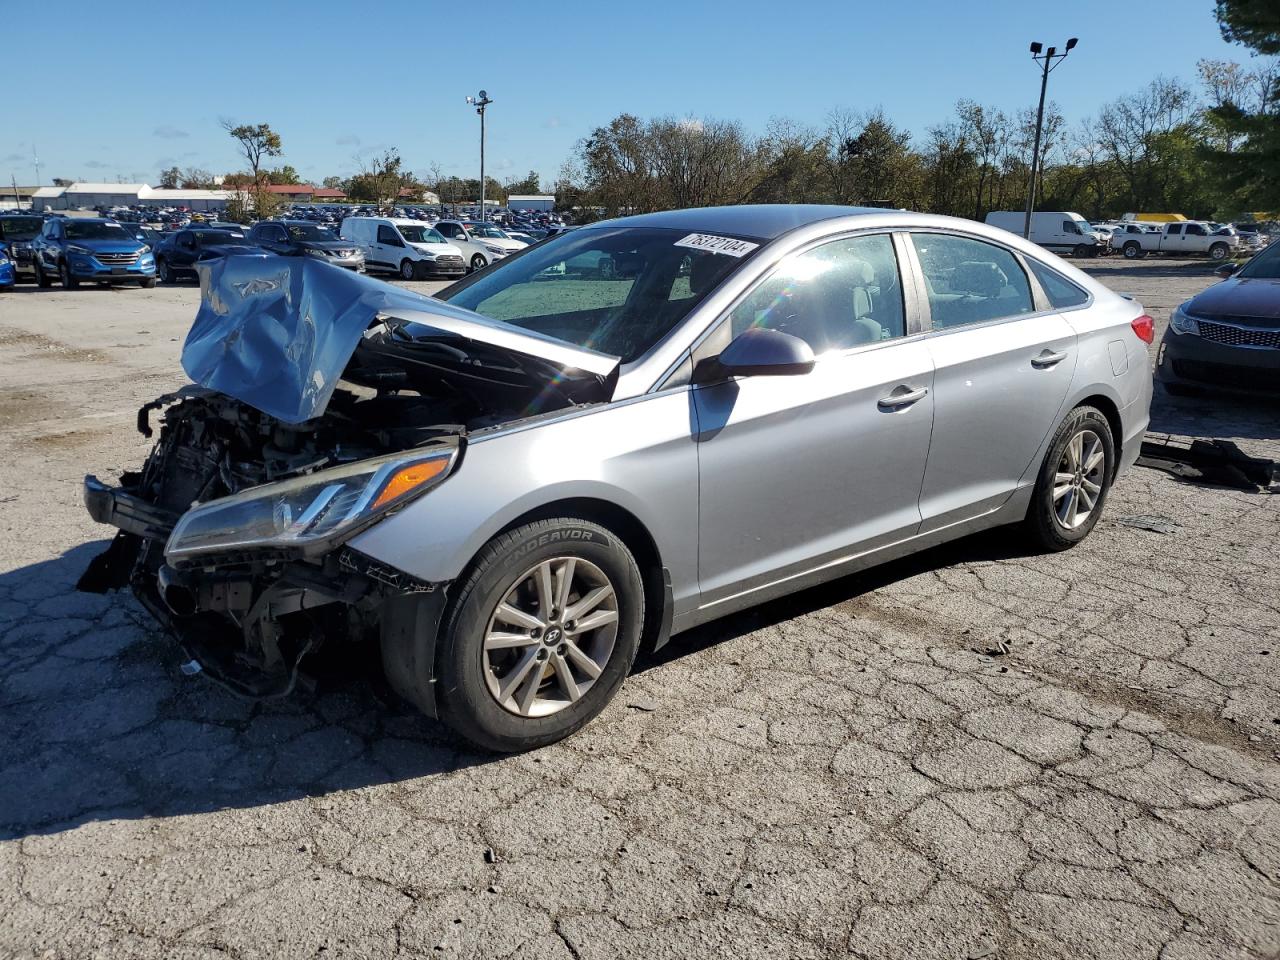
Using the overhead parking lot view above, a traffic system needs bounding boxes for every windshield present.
[399,225,447,244]
[194,231,251,245]
[440,226,757,361]
[65,221,135,241]
[466,223,509,239]
[1238,242,1280,280]
[0,217,42,241]
[285,223,334,241]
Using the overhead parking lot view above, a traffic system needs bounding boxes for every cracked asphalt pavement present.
[1,259,1278,959]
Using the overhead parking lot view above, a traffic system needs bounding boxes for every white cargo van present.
[339,217,466,281]
[984,211,1101,257]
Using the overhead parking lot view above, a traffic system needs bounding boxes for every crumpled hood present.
[182,252,619,424]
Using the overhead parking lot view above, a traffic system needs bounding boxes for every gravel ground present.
[1,259,1278,960]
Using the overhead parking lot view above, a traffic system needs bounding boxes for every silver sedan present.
[81,205,1154,752]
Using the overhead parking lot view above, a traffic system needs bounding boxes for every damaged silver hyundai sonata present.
[80,205,1154,751]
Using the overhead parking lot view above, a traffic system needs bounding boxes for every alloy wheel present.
[481,556,619,718]
[1053,428,1105,530]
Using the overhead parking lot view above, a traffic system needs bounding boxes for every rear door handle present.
[1031,350,1068,368]
[878,386,929,410]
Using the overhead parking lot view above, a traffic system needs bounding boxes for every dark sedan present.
[154,229,260,284]
[1157,241,1280,395]
[246,220,365,271]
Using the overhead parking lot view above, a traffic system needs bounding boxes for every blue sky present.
[1,0,1247,190]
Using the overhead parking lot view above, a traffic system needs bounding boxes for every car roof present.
[599,204,897,240]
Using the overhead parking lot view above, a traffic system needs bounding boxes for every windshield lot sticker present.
[674,234,759,257]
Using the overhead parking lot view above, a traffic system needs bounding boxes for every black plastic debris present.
[1137,438,1278,493]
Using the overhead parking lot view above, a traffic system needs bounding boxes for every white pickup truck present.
[1110,220,1238,260]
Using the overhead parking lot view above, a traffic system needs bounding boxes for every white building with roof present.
[31,182,229,212]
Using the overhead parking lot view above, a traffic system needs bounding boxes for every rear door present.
[693,231,936,608]
[1163,223,1184,253]
[908,231,1076,531]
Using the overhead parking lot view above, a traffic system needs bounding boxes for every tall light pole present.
[1023,37,1077,240]
[465,90,493,222]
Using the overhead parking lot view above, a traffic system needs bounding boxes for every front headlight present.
[139,245,151,255]
[484,244,505,255]
[1169,305,1201,336]
[66,244,92,255]
[165,446,458,564]
[305,247,328,257]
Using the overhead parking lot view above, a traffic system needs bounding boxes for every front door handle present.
[1032,350,1068,368]
[878,385,929,410]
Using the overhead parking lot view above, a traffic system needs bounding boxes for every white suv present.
[340,217,466,280]
[433,220,527,272]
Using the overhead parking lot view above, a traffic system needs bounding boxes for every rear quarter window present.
[1027,259,1090,309]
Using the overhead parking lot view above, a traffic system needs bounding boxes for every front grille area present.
[435,255,463,266]
[96,252,139,265]
[1174,359,1280,392]
[1198,319,1280,349]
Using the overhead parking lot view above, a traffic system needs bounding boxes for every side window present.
[1062,220,1076,234]
[911,233,1035,329]
[1027,259,1089,309]
[1166,224,1183,236]
[437,223,457,238]
[1186,224,1206,236]
[726,233,906,354]
[376,225,399,244]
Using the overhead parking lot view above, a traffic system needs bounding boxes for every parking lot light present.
[1023,38,1078,240]
[465,90,494,223]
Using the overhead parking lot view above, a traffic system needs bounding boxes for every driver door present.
[693,232,935,610]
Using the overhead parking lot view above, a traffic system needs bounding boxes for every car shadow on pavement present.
[1149,383,1280,443]
[0,542,492,843]
[1080,261,1224,280]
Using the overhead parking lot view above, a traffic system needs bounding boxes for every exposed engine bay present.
[78,255,620,701]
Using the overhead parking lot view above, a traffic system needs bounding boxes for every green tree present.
[158,166,182,188]
[265,165,302,185]
[1202,0,1280,211]
[222,120,284,218]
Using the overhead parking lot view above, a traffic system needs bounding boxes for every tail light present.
[1131,313,1155,344]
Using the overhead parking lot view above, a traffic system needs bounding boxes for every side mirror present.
[1215,262,1237,279]
[700,328,816,381]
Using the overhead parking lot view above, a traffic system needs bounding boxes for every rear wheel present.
[1021,406,1115,552]
[1209,242,1230,260]
[433,518,645,752]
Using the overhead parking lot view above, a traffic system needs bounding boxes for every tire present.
[157,259,174,284]
[470,253,487,273]
[1123,242,1141,259]
[1073,244,1091,259]
[34,261,51,288]
[140,277,157,289]
[1209,243,1229,260]
[433,518,645,752]
[59,261,79,289]
[399,258,416,280]
[1021,405,1115,552]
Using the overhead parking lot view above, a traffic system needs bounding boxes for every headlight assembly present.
[165,445,458,564]
[1169,305,1201,336]
[66,244,92,255]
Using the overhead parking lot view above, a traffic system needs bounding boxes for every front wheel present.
[1123,242,1141,259]
[399,258,417,280]
[469,253,487,273]
[157,259,174,284]
[1021,406,1115,552]
[1209,242,1229,260]
[59,261,79,289]
[34,262,51,288]
[140,277,157,289]
[433,518,645,752]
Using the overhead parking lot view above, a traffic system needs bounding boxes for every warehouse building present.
[507,194,556,212]
[31,182,229,212]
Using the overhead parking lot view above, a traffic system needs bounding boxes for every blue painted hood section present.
[182,253,618,425]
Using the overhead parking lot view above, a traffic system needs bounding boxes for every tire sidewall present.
[400,259,415,280]
[1028,406,1116,550]
[436,519,644,752]
[1209,243,1228,260]
[1123,242,1140,259]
